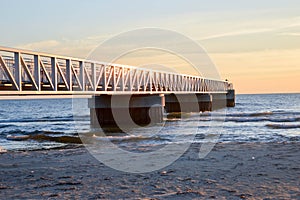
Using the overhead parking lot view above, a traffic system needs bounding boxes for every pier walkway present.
[0,46,235,126]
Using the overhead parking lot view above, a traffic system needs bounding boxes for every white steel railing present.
[0,46,232,95]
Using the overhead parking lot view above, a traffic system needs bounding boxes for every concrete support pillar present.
[211,93,227,110]
[164,94,212,113]
[226,89,235,107]
[198,94,213,112]
[88,94,164,128]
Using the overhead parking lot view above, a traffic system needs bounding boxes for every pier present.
[0,46,235,127]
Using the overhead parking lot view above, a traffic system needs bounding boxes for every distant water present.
[0,94,299,151]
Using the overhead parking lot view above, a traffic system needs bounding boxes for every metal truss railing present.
[0,46,232,95]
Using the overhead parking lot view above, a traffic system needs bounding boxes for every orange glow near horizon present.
[210,49,300,94]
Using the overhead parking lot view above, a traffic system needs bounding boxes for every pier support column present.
[226,89,235,107]
[89,94,164,128]
[198,94,213,112]
[211,93,227,110]
[209,90,236,110]
[164,94,212,113]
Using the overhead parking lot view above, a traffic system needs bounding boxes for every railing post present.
[34,55,40,91]
[91,63,96,91]
[112,66,116,91]
[121,66,124,91]
[14,52,22,91]
[51,57,57,91]
[103,65,107,91]
[66,59,72,91]
[129,69,133,91]
[143,70,146,91]
[79,61,85,91]
[149,70,152,92]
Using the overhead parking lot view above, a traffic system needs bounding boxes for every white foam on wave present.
[0,146,7,153]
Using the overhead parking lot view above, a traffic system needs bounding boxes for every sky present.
[0,0,299,94]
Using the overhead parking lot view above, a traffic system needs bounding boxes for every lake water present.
[0,94,299,151]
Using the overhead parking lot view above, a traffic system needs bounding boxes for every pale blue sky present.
[1,0,300,93]
[1,0,299,51]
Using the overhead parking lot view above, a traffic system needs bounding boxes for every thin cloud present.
[15,35,107,58]
[277,32,300,36]
[199,28,272,40]
[198,16,300,41]
[17,40,60,50]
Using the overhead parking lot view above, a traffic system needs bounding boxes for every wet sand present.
[0,142,299,199]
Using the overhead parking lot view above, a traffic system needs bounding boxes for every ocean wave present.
[31,135,82,144]
[224,117,300,123]
[0,116,75,124]
[91,134,169,143]
[225,118,264,122]
[269,118,300,122]
[0,124,15,129]
[266,124,300,129]
[272,110,300,115]
[207,110,300,118]
[6,133,81,144]
[3,130,65,135]
[73,114,90,118]
[248,112,273,117]
[208,111,274,117]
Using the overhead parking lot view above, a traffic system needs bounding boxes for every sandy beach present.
[0,142,299,199]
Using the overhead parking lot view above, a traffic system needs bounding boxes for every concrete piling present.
[226,89,235,107]
[164,94,212,113]
[211,93,227,110]
[89,94,164,128]
[89,90,235,128]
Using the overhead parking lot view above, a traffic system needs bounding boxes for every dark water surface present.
[0,94,299,151]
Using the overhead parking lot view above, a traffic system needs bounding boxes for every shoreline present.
[0,142,299,199]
